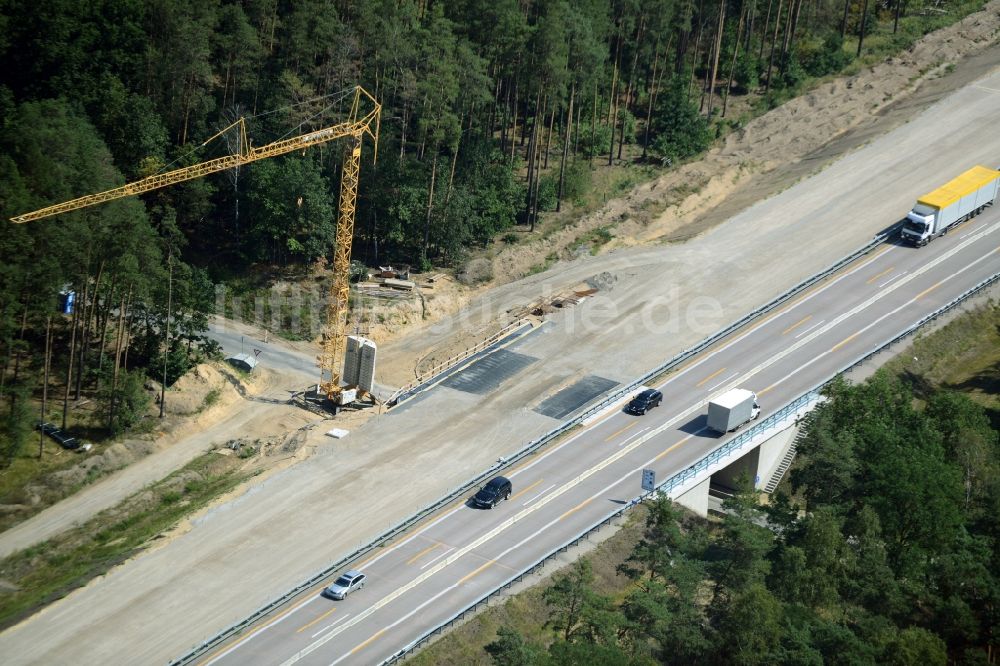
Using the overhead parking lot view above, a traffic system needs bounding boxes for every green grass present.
[569,226,615,256]
[848,0,987,66]
[0,443,87,529]
[200,387,222,412]
[0,399,125,533]
[409,298,1000,663]
[0,452,255,629]
[883,300,1000,423]
[527,252,559,276]
[406,508,647,666]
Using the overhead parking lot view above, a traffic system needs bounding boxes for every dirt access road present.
[2,7,1000,664]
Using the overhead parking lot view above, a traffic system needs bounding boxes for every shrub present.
[802,33,851,77]
[650,73,711,163]
[576,120,613,158]
[561,162,591,201]
[537,174,558,212]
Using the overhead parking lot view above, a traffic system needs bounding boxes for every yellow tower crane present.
[10,85,381,403]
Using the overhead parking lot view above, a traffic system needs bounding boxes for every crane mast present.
[11,86,381,403]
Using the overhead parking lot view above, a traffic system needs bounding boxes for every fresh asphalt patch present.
[534,375,619,419]
[440,349,537,394]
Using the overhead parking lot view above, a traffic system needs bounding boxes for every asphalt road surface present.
[3,56,999,666]
[204,209,1000,665]
[208,318,319,384]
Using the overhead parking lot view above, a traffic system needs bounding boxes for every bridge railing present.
[170,225,906,665]
[379,270,999,664]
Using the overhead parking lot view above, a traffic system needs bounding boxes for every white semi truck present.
[901,166,1000,247]
[707,389,760,433]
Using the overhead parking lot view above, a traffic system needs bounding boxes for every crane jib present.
[9,85,381,406]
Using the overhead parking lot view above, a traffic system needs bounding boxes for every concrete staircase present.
[763,413,814,493]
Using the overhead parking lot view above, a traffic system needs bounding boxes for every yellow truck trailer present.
[901,165,1000,246]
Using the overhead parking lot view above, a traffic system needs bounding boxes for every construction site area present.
[1,1,1000,663]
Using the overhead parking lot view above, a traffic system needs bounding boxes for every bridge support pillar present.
[713,423,799,490]
[674,475,710,517]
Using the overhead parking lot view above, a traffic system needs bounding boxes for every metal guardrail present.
[170,226,903,665]
[380,271,1000,664]
[386,318,532,406]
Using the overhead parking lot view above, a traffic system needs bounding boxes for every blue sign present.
[60,291,75,315]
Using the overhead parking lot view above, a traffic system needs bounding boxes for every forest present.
[0,0,986,456]
[482,374,1000,665]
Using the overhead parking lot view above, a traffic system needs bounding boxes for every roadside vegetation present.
[410,300,1000,665]
[0,451,255,629]
[0,0,990,464]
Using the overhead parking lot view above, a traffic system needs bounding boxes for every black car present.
[472,476,512,509]
[625,389,662,415]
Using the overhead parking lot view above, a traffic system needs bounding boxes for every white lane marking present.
[276,224,1000,664]
[419,546,455,570]
[507,421,593,478]
[329,585,458,665]
[666,244,897,383]
[828,246,998,352]
[961,224,986,239]
[878,270,907,288]
[705,223,1000,399]
[793,319,825,339]
[617,427,650,447]
[522,484,556,506]
[706,372,740,393]
[333,425,722,664]
[343,417,596,582]
[358,503,465,571]
[303,357,645,599]
[202,596,321,665]
[764,352,830,393]
[311,612,352,639]
[281,387,720,664]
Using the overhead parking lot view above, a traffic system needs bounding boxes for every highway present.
[3,57,998,666]
[203,208,1000,665]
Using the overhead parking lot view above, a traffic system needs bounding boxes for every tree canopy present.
[485,372,1000,664]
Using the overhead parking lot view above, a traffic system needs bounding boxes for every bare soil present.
[496,1,1000,273]
[358,1,1000,388]
[2,0,998,605]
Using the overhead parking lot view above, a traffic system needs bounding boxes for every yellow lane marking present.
[356,511,454,569]
[831,332,860,353]
[406,542,442,566]
[505,422,592,477]
[559,497,594,521]
[604,421,638,442]
[781,315,812,336]
[296,607,336,634]
[712,244,893,343]
[510,478,544,501]
[654,246,892,378]
[758,383,778,396]
[506,452,543,476]
[653,433,695,462]
[350,628,387,655]
[197,590,319,664]
[696,367,726,387]
[866,266,894,284]
[914,281,942,300]
[459,560,496,584]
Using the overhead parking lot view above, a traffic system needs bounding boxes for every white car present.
[323,570,366,600]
